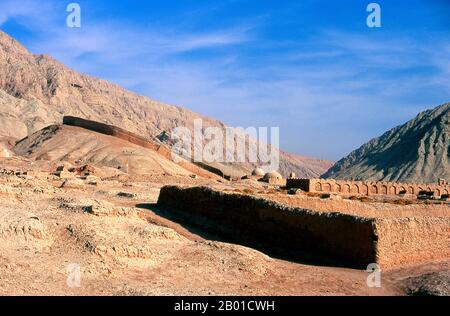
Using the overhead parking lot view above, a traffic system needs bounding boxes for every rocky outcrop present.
[404,271,450,296]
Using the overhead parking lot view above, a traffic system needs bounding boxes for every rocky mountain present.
[0,30,330,178]
[282,153,334,176]
[323,102,450,183]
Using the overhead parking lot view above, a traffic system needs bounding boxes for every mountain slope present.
[13,124,210,177]
[322,102,450,183]
[0,30,330,178]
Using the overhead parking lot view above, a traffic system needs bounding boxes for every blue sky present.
[0,0,449,160]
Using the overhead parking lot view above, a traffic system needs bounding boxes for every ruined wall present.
[62,116,219,179]
[375,217,450,269]
[261,194,450,218]
[157,186,450,269]
[63,116,167,154]
[287,178,450,198]
[194,162,225,178]
[158,186,378,268]
[286,179,310,191]
[265,178,287,186]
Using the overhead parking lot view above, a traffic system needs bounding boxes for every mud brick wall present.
[375,217,450,269]
[287,178,450,198]
[158,186,450,269]
[158,186,378,268]
[62,116,219,179]
[63,116,166,154]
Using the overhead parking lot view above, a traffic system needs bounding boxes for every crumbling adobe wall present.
[62,116,219,179]
[287,178,450,198]
[158,186,378,268]
[63,116,166,154]
[266,178,287,186]
[158,186,450,269]
[374,217,450,269]
[261,194,450,218]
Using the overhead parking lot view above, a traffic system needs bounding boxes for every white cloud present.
[0,0,54,27]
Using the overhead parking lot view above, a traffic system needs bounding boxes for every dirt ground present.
[0,158,448,296]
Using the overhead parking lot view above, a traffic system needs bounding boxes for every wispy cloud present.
[0,0,55,27]
[0,0,35,25]
[25,20,251,80]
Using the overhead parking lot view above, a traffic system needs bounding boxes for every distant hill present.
[0,30,330,178]
[322,102,450,183]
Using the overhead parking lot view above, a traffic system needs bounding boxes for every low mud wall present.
[158,186,378,268]
[260,194,450,218]
[375,218,450,268]
[158,186,450,269]
[288,178,450,198]
[63,116,219,179]
[63,116,166,154]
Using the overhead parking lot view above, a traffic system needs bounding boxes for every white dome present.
[252,168,265,177]
[263,171,283,180]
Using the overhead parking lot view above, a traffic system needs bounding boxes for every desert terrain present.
[0,29,448,297]
[0,144,448,296]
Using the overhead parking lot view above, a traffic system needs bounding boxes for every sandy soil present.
[0,158,448,296]
[258,193,450,218]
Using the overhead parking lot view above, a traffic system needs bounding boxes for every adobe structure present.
[158,186,450,269]
[262,171,287,186]
[249,169,287,186]
[287,177,450,198]
[63,116,171,156]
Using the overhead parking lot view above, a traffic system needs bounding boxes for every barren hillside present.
[323,102,450,183]
[0,30,330,178]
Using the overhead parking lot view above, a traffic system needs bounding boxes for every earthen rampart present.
[63,116,169,155]
[157,186,450,269]
[158,186,378,267]
[62,116,219,179]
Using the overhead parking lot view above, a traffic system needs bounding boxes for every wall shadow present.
[136,203,362,269]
